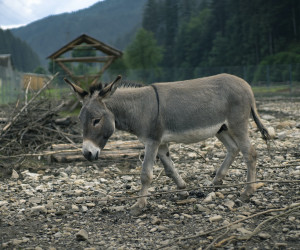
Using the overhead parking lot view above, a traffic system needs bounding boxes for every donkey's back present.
[153,74,257,144]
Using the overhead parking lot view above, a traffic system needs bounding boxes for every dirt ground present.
[0,97,300,249]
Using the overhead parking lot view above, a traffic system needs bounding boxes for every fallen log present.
[46,139,144,163]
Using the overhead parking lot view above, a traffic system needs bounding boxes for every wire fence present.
[1,64,300,105]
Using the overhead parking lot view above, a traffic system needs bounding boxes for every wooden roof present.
[47,34,122,59]
[0,54,13,68]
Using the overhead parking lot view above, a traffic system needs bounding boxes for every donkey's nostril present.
[95,151,99,160]
[88,151,92,159]
[83,150,93,161]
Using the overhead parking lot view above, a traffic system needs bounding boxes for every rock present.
[261,114,275,121]
[31,205,47,214]
[173,214,180,219]
[157,225,167,231]
[151,216,162,225]
[76,229,89,241]
[176,198,196,205]
[209,215,222,222]
[112,205,126,212]
[195,204,210,213]
[121,175,133,181]
[150,227,157,233]
[203,192,215,203]
[29,197,42,204]
[224,200,235,210]
[182,213,193,219]
[237,227,252,235]
[276,120,296,129]
[59,172,68,178]
[0,200,8,206]
[12,239,24,245]
[277,131,287,140]
[21,170,41,181]
[258,232,271,239]
[54,232,62,238]
[11,169,19,179]
[215,192,224,199]
[72,205,80,212]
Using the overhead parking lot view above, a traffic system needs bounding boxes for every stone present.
[59,172,68,178]
[76,229,89,241]
[261,114,275,121]
[11,169,19,179]
[0,200,8,206]
[276,120,296,129]
[112,205,126,212]
[151,216,162,225]
[203,192,215,203]
[195,204,210,213]
[121,175,133,181]
[237,227,252,235]
[209,215,222,222]
[150,227,157,233]
[258,232,271,239]
[215,192,224,199]
[72,205,80,212]
[12,239,24,245]
[82,206,88,212]
[277,131,287,140]
[31,205,47,214]
[224,200,235,210]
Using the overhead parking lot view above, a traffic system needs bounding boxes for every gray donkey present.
[64,74,269,214]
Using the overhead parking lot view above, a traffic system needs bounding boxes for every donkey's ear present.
[99,75,122,98]
[64,78,88,100]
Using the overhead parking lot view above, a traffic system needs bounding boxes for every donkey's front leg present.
[131,141,159,215]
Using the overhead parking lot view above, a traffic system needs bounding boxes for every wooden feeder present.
[47,34,123,85]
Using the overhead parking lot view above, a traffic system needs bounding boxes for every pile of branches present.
[0,74,81,158]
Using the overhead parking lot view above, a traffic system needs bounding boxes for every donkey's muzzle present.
[82,140,101,161]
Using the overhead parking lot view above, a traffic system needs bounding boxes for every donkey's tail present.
[251,106,270,142]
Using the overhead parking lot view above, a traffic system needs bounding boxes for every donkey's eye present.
[93,118,101,126]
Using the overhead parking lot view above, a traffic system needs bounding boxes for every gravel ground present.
[1,98,300,249]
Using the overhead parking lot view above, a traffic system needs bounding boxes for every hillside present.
[11,0,147,66]
[0,28,40,71]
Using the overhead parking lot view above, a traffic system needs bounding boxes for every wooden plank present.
[55,56,114,63]
[47,139,144,163]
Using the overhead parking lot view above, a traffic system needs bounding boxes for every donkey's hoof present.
[239,192,251,202]
[177,190,189,200]
[130,202,145,216]
[212,179,223,190]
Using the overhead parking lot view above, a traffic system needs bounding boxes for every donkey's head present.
[64,76,122,161]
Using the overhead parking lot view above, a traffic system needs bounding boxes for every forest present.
[1,0,300,83]
[0,28,40,72]
[114,0,300,83]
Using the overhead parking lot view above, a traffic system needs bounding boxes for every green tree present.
[125,28,163,82]
[71,44,96,75]
[34,66,47,74]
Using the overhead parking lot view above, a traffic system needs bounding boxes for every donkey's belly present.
[161,122,224,144]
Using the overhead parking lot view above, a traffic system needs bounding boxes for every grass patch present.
[252,85,290,94]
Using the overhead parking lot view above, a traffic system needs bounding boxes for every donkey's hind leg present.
[157,144,186,190]
[213,131,239,186]
[231,125,258,200]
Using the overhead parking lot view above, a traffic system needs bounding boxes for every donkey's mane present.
[89,80,145,95]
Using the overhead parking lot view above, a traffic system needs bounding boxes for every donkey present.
[64,74,270,214]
